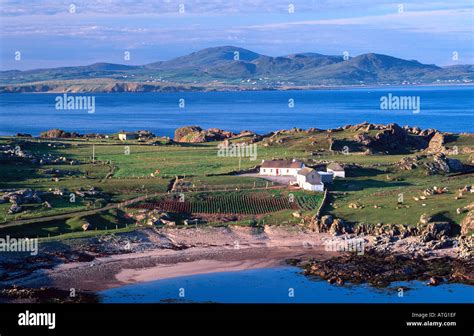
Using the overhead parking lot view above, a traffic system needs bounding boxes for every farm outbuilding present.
[296,168,324,192]
[327,162,345,178]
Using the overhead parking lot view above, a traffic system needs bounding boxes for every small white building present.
[296,168,324,192]
[259,159,304,176]
[118,131,138,141]
[327,162,345,178]
[317,171,334,184]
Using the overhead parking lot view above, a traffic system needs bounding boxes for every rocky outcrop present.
[0,144,78,166]
[0,286,98,303]
[40,129,82,139]
[395,156,420,170]
[312,215,352,236]
[353,133,371,145]
[420,222,460,242]
[460,202,474,236]
[425,153,463,174]
[300,250,474,287]
[425,131,460,155]
[351,123,429,153]
[426,132,446,153]
[417,212,461,243]
[2,189,43,205]
[173,126,235,143]
[395,154,464,174]
[173,126,204,142]
[372,123,410,150]
[329,218,352,236]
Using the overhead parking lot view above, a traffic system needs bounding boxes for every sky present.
[0,0,473,70]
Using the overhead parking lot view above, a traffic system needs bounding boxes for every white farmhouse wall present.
[327,169,345,178]
[260,167,303,176]
[302,182,324,192]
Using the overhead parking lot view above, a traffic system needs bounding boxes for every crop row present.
[131,194,320,214]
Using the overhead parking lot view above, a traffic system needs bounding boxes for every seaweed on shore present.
[0,285,99,303]
[295,249,474,288]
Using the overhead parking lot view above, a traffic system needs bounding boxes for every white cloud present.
[246,8,474,34]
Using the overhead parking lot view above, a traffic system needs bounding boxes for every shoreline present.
[1,82,473,95]
[0,226,471,303]
[2,227,337,294]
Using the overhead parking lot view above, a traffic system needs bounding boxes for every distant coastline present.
[1,82,474,94]
[1,46,473,93]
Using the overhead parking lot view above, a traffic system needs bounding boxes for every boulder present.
[396,156,419,170]
[329,218,351,236]
[419,213,432,225]
[460,202,474,236]
[8,204,23,214]
[426,276,442,286]
[40,129,81,139]
[426,132,446,153]
[423,222,459,240]
[82,223,92,231]
[318,215,334,232]
[424,154,464,174]
[174,126,204,142]
[292,211,301,218]
[174,126,235,143]
[353,133,371,145]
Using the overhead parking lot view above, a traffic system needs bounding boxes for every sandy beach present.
[7,226,337,293]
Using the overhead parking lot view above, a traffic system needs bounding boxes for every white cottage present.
[259,159,304,176]
[327,162,345,178]
[296,168,324,192]
[118,131,138,141]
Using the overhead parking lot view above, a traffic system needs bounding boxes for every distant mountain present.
[1,46,473,92]
[146,46,261,69]
[292,53,443,84]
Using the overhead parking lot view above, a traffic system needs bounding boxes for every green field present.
[327,166,474,227]
[1,129,473,239]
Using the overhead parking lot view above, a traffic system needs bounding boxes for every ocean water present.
[100,266,474,303]
[0,86,473,136]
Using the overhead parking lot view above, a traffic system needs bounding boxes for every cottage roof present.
[261,159,303,169]
[327,162,344,171]
[297,167,314,176]
[297,168,322,183]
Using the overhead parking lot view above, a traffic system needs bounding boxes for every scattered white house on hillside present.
[296,168,324,191]
[259,159,304,176]
[327,162,345,178]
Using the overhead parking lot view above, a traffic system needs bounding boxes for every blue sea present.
[0,86,473,136]
[100,266,474,303]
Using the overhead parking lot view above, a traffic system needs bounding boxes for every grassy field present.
[0,208,135,238]
[1,129,473,238]
[327,166,474,226]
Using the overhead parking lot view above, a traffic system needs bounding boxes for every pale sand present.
[116,258,287,284]
[14,227,336,292]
